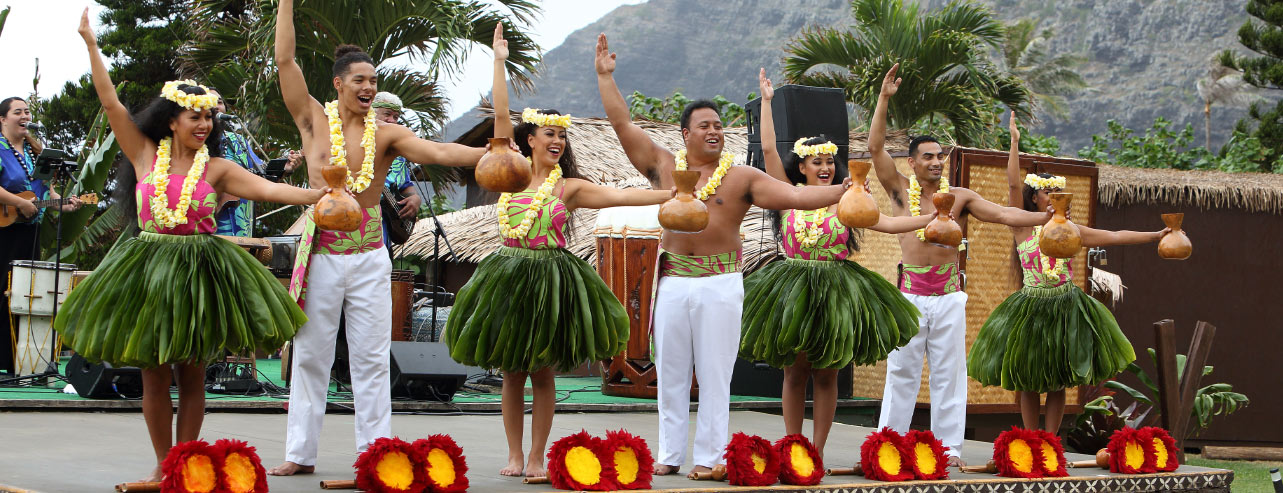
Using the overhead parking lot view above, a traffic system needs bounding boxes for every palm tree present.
[782,0,1031,146]
[182,0,542,151]
[1196,57,1256,150]
[999,19,1087,121]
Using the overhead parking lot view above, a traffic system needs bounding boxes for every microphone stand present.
[411,180,456,342]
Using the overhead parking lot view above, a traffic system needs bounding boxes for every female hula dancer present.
[967,113,1173,433]
[738,69,937,457]
[55,8,325,482]
[444,24,674,478]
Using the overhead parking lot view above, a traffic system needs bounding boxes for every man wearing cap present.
[371,92,424,250]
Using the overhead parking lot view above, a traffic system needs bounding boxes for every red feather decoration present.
[723,432,780,486]
[993,427,1046,479]
[161,440,222,493]
[412,434,469,493]
[903,430,950,480]
[547,430,616,491]
[211,439,268,493]
[354,437,428,493]
[1107,427,1156,474]
[1033,430,1069,478]
[1140,427,1180,472]
[773,434,824,486]
[859,428,913,482]
[603,430,654,490]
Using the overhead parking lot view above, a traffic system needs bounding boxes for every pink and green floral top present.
[1018,232,1072,288]
[660,250,742,278]
[135,171,218,235]
[781,208,850,261]
[501,191,568,250]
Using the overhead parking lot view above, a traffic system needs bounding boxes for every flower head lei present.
[160,80,219,112]
[792,138,838,159]
[1024,174,1066,191]
[674,150,735,201]
[908,172,965,251]
[324,100,377,193]
[521,108,573,128]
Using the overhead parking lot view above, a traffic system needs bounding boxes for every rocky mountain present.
[444,0,1257,154]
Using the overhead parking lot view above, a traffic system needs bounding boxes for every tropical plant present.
[997,19,1088,121]
[781,0,1032,146]
[0,6,11,37]
[1079,118,1282,173]
[1105,347,1249,439]
[1195,58,1256,150]
[627,90,749,127]
[46,112,123,269]
[1220,0,1283,164]
[1064,391,1151,454]
[182,0,543,154]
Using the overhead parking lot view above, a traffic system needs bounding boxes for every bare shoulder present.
[949,186,981,200]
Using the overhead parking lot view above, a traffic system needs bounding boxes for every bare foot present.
[655,463,681,476]
[499,456,524,477]
[267,461,315,476]
[139,465,163,483]
[524,461,547,478]
[947,455,966,467]
[690,465,711,474]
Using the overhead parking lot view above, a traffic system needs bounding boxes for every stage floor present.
[0,410,1231,493]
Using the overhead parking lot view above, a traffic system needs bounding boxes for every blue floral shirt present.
[214,133,264,236]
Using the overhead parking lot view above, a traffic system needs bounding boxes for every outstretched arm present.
[757,69,789,183]
[1080,225,1168,248]
[491,23,514,140]
[386,124,485,167]
[870,63,908,203]
[595,33,665,182]
[274,0,321,133]
[1006,111,1023,207]
[565,179,674,210]
[79,8,149,170]
[210,158,327,205]
[957,188,1050,227]
[746,167,847,210]
[868,212,935,234]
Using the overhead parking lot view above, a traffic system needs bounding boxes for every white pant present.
[284,248,393,465]
[653,272,743,469]
[877,291,968,457]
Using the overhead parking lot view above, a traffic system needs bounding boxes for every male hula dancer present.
[269,0,487,476]
[868,64,1051,465]
[596,34,851,476]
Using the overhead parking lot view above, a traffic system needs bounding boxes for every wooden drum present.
[390,269,414,341]
[594,205,662,398]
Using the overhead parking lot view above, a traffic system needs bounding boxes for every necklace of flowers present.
[324,100,377,193]
[674,150,734,200]
[788,184,828,248]
[497,160,561,239]
[149,137,209,228]
[1032,225,1067,279]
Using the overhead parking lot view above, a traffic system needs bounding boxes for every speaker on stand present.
[745,84,851,182]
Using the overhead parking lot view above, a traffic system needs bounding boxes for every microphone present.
[24,122,43,133]
[217,113,238,122]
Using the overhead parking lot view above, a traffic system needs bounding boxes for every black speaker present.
[65,353,144,399]
[745,84,850,182]
[729,357,853,399]
[389,341,472,401]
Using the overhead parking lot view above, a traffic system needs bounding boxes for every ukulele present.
[381,187,417,244]
[0,191,99,227]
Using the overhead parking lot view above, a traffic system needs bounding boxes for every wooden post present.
[1153,320,1182,441]
[1172,321,1216,462]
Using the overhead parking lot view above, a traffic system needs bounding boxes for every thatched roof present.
[1098,164,1283,213]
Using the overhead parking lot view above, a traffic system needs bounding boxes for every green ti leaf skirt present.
[967,282,1136,393]
[443,246,628,372]
[739,258,920,370]
[54,232,306,368]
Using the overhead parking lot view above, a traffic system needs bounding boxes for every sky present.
[0,0,644,122]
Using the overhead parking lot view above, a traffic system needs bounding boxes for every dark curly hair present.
[514,109,584,240]
[114,83,225,218]
[333,44,375,79]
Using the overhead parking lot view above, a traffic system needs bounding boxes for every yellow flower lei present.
[496,162,562,239]
[1033,225,1068,279]
[908,173,966,251]
[324,100,377,193]
[791,206,828,249]
[792,138,838,158]
[149,137,209,228]
[160,80,219,112]
[1023,173,1066,190]
[521,108,573,128]
[674,150,734,200]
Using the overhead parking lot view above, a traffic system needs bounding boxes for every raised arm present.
[209,158,326,205]
[1080,225,1167,248]
[274,0,321,133]
[386,124,485,167]
[757,68,789,183]
[491,23,514,140]
[1006,111,1023,207]
[956,187,1050,227]
[746,167,847,210]
[870,64,907,200]
[564,179,673,211]
[595,33,665,182]
[78,8,149,169]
